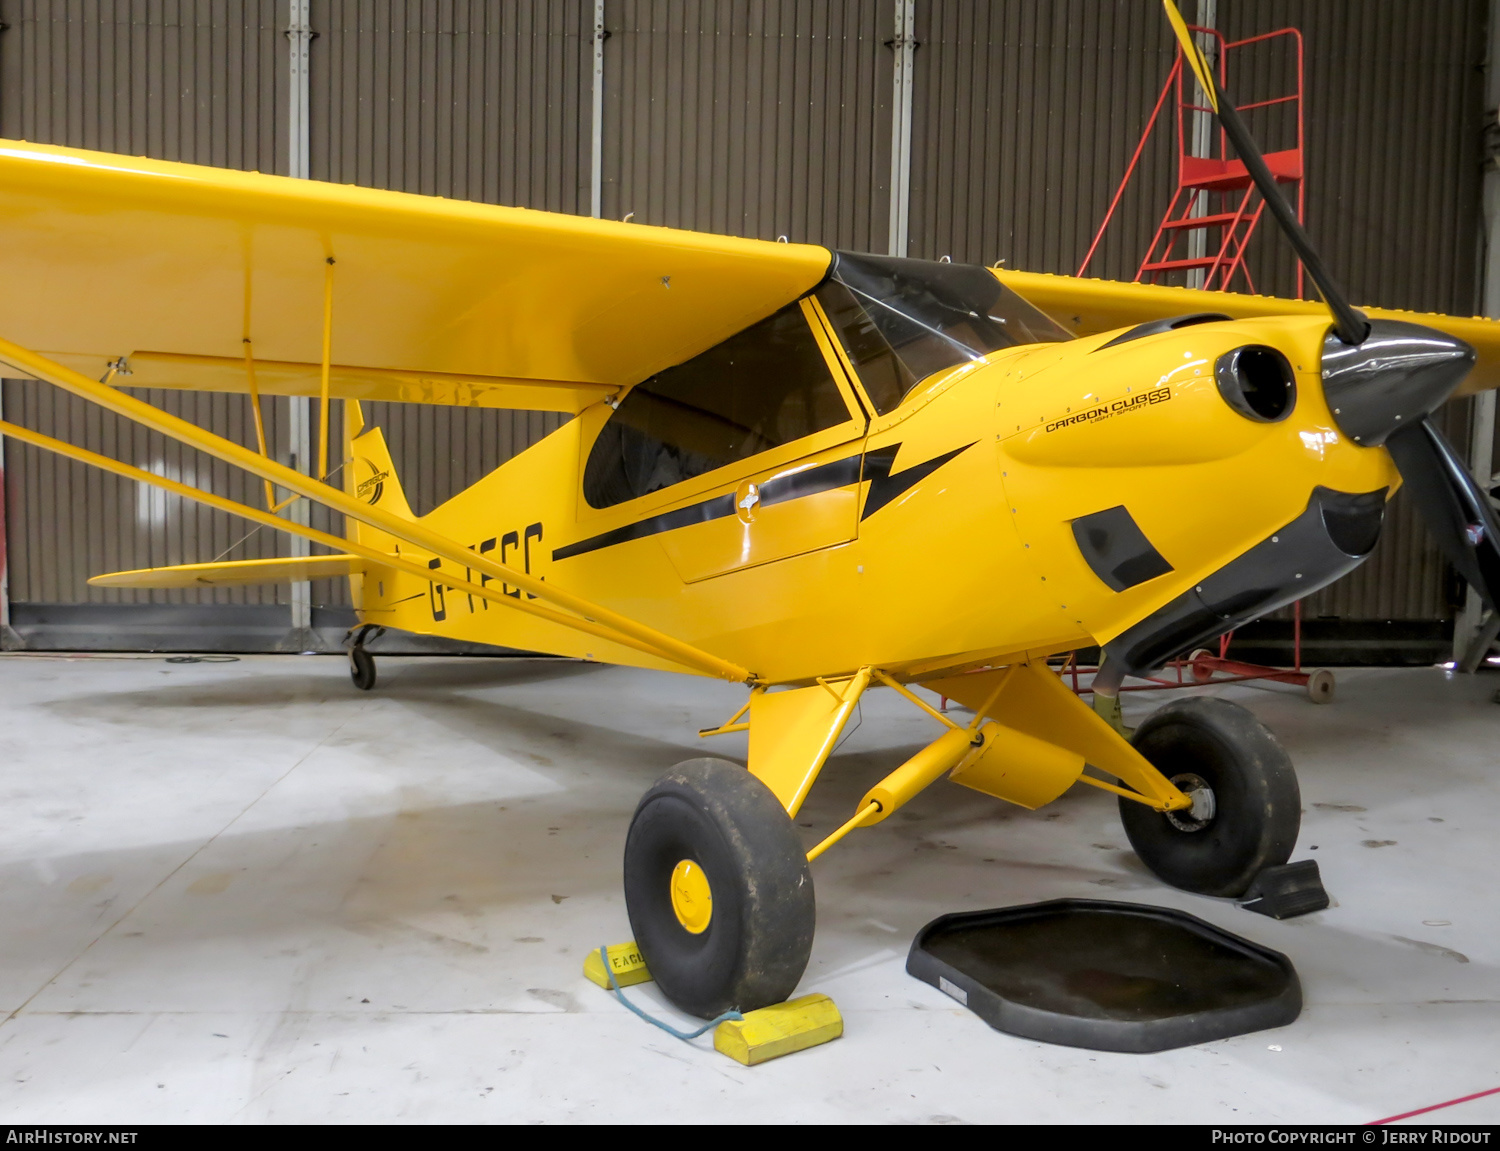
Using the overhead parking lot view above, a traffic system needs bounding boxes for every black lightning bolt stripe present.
[551,441,974,561]
[859,441,977,520]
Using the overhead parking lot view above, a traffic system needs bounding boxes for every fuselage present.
[352,268,1399,687]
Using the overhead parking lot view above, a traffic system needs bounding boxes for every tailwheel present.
[349,645,376,691]
[623,758,814,1019]
[1118,697,1300,898]
[348,624,382,691]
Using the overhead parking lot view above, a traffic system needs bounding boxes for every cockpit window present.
[816,251,1072,415]
[583,301,851,509]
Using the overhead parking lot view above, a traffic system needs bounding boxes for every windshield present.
[816,251,1072,415]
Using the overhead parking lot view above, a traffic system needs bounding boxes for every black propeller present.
[1162,1,1500,610]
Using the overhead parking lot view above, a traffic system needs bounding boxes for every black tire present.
[624,758,814,1018]
[1119,696,1299,897]
[349,646,376,691]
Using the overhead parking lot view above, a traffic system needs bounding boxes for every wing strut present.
[0,335,756,684]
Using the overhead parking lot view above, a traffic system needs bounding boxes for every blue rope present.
[599,944,743,1041]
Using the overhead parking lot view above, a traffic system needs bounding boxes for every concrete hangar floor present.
[0,651,1495,1125]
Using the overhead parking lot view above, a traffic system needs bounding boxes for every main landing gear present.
[1118,697,1300,897]
[623,758,815,1018]
[623,687,1303,1020]
[347,624,385,692]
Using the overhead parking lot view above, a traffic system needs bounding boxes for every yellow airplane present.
[0,2,1496,1019]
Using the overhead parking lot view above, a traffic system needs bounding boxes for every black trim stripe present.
[761,454,864,508]
[552,440,975,561]
[551,493,737,561]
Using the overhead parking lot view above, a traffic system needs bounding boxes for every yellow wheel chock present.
[713,993,844,1066]
[583,941,652,989]
[584,942,843,1064]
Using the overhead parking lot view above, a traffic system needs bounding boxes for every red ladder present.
[1079,25,1305,297]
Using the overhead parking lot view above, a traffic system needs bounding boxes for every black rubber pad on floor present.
[907,899,1300,1053]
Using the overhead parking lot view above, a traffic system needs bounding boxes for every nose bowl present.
[1321,319,1475,447]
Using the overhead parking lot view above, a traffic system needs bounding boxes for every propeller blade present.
[1385,417,1500,611]
[1159,1,1368,346]
[1162,0,1219,113]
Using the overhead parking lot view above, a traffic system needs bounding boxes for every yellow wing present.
[998,270,1500,397]
[88,554,364,589]
[0,141,830,413]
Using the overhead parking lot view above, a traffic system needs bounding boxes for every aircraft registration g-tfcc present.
[2,5,1499,1018]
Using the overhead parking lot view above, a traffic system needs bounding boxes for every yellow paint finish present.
[14,134,1497,861]
[88,553,364,589]
[747,670,869,815]
[858,725,978,824]
[583,941,652,989]
[0,139,828,403]
[324,299,1393,690]
[103,350,615,416]
[5,337,746,682]
[950,721,1084,810]
[997,267,1500,397]
[669,859,713,934]
[713,993,843,1066]
[364,416,700,675]
[925,663,1187,810]
[7,141,1492,689]
[993,315,1399,652]
[348,425,416,519]
[657,433,866,584]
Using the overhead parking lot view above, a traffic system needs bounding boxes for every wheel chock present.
[713,993,843,1066]
[583,941,652,989]
[1238,859,1330,919]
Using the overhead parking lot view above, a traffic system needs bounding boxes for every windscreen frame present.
[817,251,1073,416]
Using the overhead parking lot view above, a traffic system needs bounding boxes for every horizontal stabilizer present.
[88,553,365,589]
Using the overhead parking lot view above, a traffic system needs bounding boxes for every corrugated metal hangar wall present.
[0,0,1491,660]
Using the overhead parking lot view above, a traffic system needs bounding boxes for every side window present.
[583,301,852,509]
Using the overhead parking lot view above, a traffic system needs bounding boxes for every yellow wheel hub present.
[669,858,713,934]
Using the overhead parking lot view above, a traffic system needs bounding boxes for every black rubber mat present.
[907,899,1300,1052]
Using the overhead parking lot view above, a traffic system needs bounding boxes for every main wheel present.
[1118,697,1299,897]
[349,646,376,691]
[623,758,814,1019]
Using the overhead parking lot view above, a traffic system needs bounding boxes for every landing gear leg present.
[347,624,384,692]
[623,758,815,1019]
[1118,697,1300,897]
